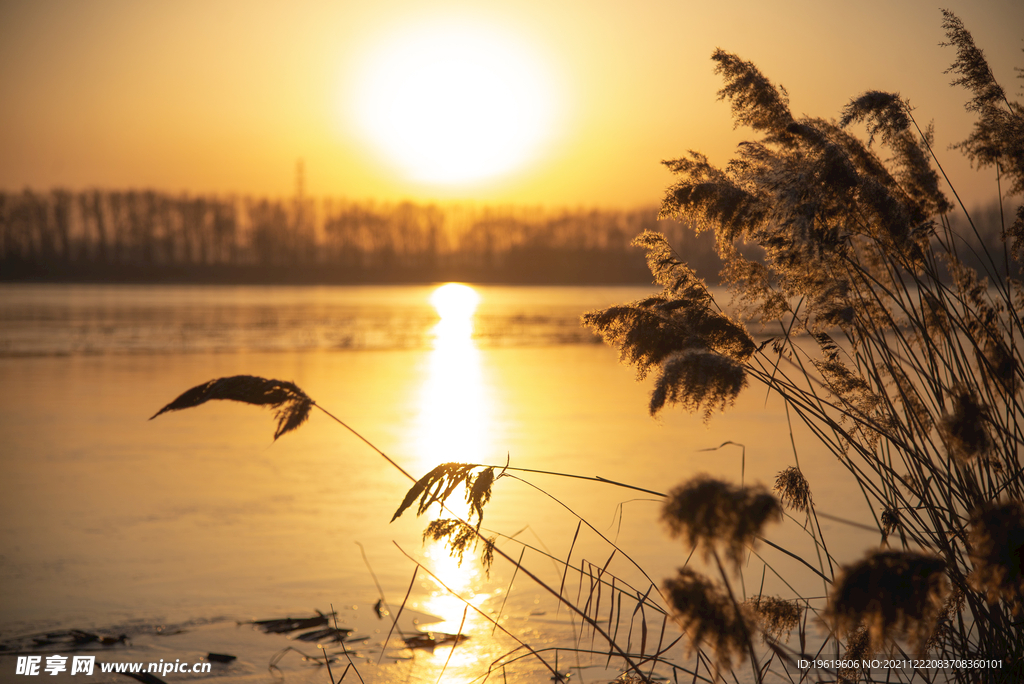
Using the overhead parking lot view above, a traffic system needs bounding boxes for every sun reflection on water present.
[417,283,488,469]
[412,283,497,670]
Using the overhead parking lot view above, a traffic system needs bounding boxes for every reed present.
[583,8,1023,682]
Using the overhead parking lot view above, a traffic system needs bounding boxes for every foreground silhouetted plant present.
[154,366,800,681]
[583,9,1022,683]
[825,550,949,652]
[153,11,1022,684]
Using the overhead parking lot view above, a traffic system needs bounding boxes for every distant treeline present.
[1,189,1014,285]
[0,189,726,285]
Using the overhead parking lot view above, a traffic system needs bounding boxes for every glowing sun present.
[350,18,557,185]
[430,282,480,321]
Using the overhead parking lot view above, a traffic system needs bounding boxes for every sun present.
[349,17,558,186]
[430,282,480,321]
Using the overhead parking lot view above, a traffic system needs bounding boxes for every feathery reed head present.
[745,595,802,643]
[968,500,1024,613]
[811,357,880,416]
[659,156,769,241]
[978,338,1021,396]
[926,585,966,652]
[840,91,911,146]
[649,349,747,420]
[392,463,495,529]
[663,568,753,672]
[937,385,992,464]
[774,467,811,512]
[582,236,754,419]
[826,550,948,651]
[941,10,1024,200]
[661,476,781,568]
[941,9,1005,112]
[632,229,715,296]
[1011,207,1024,264]
[838,626,870,684]
[881,507,900,544]
[711,48,793,135]
[422,518,495,573]
[151,375,313,440]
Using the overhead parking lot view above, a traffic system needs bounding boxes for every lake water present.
[0,284,876,683]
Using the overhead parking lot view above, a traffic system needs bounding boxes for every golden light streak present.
[410,283,499,674]
[416,283,488,469]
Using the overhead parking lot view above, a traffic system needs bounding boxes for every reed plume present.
[150,375,312,440]
[773,467,810,512]
[582,231,754,419]
[663,567,753,673]
[880,506,900,544]
[744,595,802,643]
[826,550,948,651]
[937,385,993,465]
[391,463,495,529]
[661,476,781,568]
[968,500,1024,613]
[838,626,869,684]
[422,519,496,571]
[942,8,1024,260]
[926,585,966,653]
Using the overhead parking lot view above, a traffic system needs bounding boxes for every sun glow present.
[430,282,481,323]
[416,543,497,675]
[350,17,558,185]
[416,283,488,468]
[413,283,497,663]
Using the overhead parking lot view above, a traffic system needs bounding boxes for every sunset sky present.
[1,0,1021,208]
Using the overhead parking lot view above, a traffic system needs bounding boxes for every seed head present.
[937,386,992,464]
[745,595,802,643]
[826,550,948,651]
[881,507,900,544]
[968,500,1024,613]
[838,626,870,683]
[774,467,811,512]
[663,568,753,672]
[662,476,782,568]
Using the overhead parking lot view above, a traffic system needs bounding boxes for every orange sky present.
[1,0,1021,208]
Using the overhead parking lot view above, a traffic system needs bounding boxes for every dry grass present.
[661,477,781,568]
[826,550,948,652]
[663,568,753,673]
[150,375,312,440]
[582,8,1023,681]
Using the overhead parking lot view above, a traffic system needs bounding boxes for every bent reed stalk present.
[152,374,789,682]
[152,11,1022,684]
